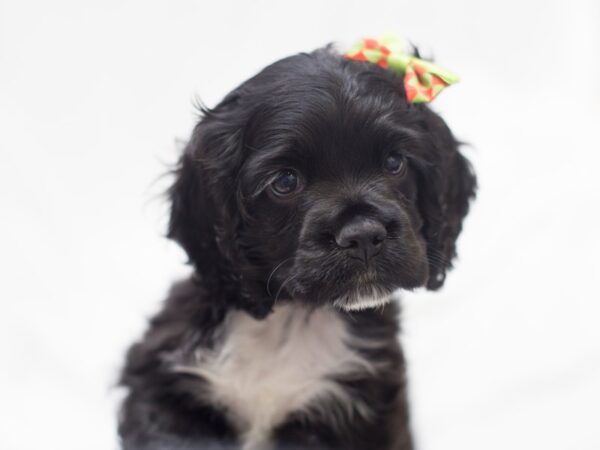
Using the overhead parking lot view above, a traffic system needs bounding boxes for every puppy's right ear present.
[167,95,245,275]
[167,143,217,271]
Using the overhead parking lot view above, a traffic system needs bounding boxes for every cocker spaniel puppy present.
[119,45,476,450]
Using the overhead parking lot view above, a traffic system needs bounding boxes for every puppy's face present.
[169,49,476,314]
[239,99,429,310]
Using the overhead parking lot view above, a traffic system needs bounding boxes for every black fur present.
[119,46,476,450]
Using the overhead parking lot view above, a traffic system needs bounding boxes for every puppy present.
[119,45,476,450]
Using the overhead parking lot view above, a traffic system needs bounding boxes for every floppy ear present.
[168,91,246,268]
[167,143,219,275]
[167,100,276,318]
[416,108,477,290]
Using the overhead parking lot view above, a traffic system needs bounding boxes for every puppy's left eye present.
[270,169,301,197]
[384,153,407,175]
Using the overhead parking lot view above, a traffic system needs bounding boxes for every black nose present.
[335,218,387,262]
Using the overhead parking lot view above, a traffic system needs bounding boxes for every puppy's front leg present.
[271,413,413,450]
[271,417,339,450]
[119,392,240,450]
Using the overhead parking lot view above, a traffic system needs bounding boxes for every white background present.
[1,1,599,449]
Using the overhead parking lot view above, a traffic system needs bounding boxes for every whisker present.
[266,257,294,296]
[274,273,297,305]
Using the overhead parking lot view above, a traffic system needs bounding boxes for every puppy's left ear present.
[416,107,477,290]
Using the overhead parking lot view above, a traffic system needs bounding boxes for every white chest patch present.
[174,304,378,450]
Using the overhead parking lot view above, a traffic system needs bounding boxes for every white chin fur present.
[332,287,396,311]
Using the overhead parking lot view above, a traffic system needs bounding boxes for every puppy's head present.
[169,48,476,317]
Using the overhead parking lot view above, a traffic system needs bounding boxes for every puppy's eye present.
[384,153,407,175]
[270,169,301,196]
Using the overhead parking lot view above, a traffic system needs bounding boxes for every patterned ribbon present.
[344,34,459,103]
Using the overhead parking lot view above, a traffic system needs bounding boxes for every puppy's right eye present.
[270,169,301,197]
[384,153,407,176]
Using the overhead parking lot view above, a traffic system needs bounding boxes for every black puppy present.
[119,45,476,450]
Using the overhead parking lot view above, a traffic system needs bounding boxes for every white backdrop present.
[1,1,599,449]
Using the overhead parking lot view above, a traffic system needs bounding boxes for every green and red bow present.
[344,34,459,103]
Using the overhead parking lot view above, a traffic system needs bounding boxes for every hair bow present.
[344,34,459,103]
